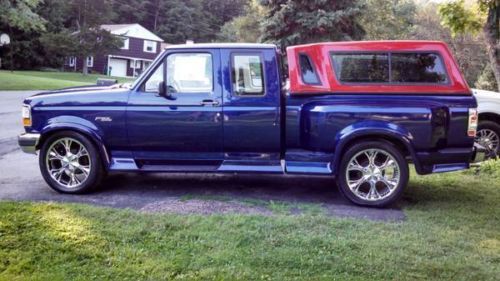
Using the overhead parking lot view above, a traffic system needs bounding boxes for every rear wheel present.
[39,131,104,193]
[337,141,409,207]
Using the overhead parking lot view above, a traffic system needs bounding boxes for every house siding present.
[64,37,162,77]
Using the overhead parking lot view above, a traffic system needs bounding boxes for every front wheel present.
[337,141,409,207]
[39,131,104,194]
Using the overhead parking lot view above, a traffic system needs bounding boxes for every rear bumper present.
[416,147,475,174]
[18,133,40,154]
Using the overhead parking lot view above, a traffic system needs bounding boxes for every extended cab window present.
[331,53,389,83]
[167,53,213,93]
[391,53,448,83]
[299,54,320,84]
[232,54,264,96]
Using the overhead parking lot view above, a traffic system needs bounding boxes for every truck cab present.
[18,41,480,207]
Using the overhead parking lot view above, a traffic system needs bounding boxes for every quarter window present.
[331,53,389,83]
[299,54,320,84]
[166,53,213,93]
[391,53,448,83]
[231,54,264,96]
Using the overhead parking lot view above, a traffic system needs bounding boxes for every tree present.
[0,0,46,32]
[439,0,500,92]
[259,0,365,50]
[409,2,490,87]
[217,0,266,42]
[58,0,122,74]
[361,0,416,40]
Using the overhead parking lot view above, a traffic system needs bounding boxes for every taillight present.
[468,108,478,137]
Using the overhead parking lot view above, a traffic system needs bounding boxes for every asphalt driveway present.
[0,91,405,221]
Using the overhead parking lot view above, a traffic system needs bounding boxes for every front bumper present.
[18,133,40,154]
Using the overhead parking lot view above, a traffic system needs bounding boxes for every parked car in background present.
[472,88,500,158]
[19,41,482,207]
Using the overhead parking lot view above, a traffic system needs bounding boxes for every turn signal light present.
[22,105,32,127]
[468,108,478,137]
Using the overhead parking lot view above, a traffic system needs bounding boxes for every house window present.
[121,38,129,50]
[135,60,141,69]
[144,40,157,53]
[86,56,94,68]
[68,57,76,67]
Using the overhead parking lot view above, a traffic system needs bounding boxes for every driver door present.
[126,49,223,167]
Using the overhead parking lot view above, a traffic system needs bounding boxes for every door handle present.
[200,100,219,106]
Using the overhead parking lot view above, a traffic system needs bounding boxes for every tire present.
[336,141,409,207]
[476,120,500,159]
[39,131,104,194]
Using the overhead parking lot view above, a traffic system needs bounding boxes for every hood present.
[32,83,131,97]
[472,88,500,101]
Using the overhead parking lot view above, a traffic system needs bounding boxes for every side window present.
[167,53,213,93]
[391,53,448,83]
[331,53,389,83]
[143,63,164,93]
[299,54,320,84]
[232,54,264,96]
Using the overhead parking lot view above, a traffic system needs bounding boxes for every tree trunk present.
[82,56,88,75]
[483,4,500,92]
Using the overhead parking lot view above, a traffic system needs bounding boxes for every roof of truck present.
[288,40,449,51]
[165,43,277,49]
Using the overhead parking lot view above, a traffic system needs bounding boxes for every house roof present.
[101,23,164,42]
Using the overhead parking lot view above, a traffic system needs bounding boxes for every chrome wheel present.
[45,137,91,188]
[476,129,499,157]
[345,149,401,202]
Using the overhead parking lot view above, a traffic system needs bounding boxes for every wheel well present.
[479,113,500,125]
[38,129,109,165]
[340,135,410,159]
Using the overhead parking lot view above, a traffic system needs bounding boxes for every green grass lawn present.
[1,162,499,280]
[0,70,135,91]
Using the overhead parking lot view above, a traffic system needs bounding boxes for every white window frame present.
[135,60,141,68]
[121,37,129,50]
[86,56,94,67]
[68,57,76,67]
[143,40,157,53]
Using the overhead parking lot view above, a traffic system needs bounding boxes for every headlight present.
[22,105,32,127]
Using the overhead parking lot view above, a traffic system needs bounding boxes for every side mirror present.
[158,81,177,100]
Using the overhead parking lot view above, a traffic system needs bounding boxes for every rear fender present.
[332,120,422,174]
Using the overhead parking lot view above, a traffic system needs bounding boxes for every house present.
[65,23,164,77]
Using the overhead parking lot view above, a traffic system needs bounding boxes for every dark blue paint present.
[22,44,477,177]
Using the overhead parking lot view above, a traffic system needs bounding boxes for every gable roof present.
[101,23,164,42]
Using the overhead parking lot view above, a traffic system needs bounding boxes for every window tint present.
[391,53,448,83]
[166,53,213,93]
[143,63,164,92]
[232,54,264,96]
[299,54,320,84]
[332,53,389,83]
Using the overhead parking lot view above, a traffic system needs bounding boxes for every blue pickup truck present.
[18,41,481,207]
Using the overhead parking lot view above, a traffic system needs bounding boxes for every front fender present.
[39,116,110,168]
[331,120,421,174]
